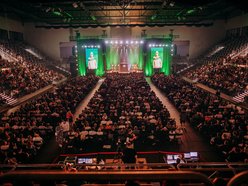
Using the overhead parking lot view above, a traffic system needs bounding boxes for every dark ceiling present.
[0,0,247,28]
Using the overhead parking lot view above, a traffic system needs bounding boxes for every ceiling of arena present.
[0,0,248,28]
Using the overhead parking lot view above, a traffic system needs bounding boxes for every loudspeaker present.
[70,62,77,77]
[76,32,80,39]
[68,56,77,77]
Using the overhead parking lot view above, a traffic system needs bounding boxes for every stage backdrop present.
[105,44,144,71]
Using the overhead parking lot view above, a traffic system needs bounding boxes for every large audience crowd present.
[0,56,64,100]
[0,75,99,164]
[185,57,248,96]
[152,74,248,162]
[65,73,178,153]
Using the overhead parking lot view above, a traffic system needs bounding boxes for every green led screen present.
[151,47,163,69]
[85,48,98,70]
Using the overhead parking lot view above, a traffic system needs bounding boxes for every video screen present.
[151,47,163,69]
[190,152,198,158]
[166,154,181,164]
[184,153,191,159]
[77,158,93,164]
[167,160,176,164]
[173,155,180,160]
[85,48,98,69]
[167,155,173,160]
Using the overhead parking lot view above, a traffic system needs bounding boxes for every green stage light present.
[91,15,97,21]
[53,11,62,16]
[186,9,195,14]
[151,14,157,20]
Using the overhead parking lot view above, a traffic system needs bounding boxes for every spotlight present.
[45,7,51,13]
[115,41,118,44]
[165,44,168,47]
[90,15,97,21]
[91,45,93,48]
[130,41,134,44]
[135,41,138,44]
[110,41,113,44]
[159,44,162,47]
[75,45,77,48]
[171,49,173,52]
[126,40,129,44]
[120,40,123,44]
[140,40,144,44]
[72,2,78,8]
[97,45,100,48]
[152,44,155,47]
[169,2,175,7]
[149,44,151,47]
[105,40,109,44]
[171,44,174,47]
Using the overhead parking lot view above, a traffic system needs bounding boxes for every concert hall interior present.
[0,0,248,186]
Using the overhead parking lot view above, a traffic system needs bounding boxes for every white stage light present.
[130,40,134,44]
[165,44,168,47]
[171,49,173,52]
[120,40,123,44]
[135,41,138,44]
[97,45,100,48]
[140,40,144,44]
[82,45,84,48]
[171,44,174,47]
[110,41,113,44]
[115,41,118,44]
[105,41,109,44]
[152,44,155,47]
[91,45,93,48]
[126,40,129,44]
[159,44,162,47]
[75,45,77,48]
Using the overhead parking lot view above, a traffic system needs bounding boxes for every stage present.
[75,38,173,77]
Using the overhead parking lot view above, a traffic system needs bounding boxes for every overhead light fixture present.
[151,14,157,20]
[186,9,195,15]
[90,15,97,21]
[72,2,78,8]
[45,7,51,13]
[169,2,175,7]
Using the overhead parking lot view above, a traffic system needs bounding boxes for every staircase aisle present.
[34,78,105,163]
[146,77,223,162]
[73,78,105,121]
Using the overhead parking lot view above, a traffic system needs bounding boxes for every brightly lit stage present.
[75,37,173,76]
